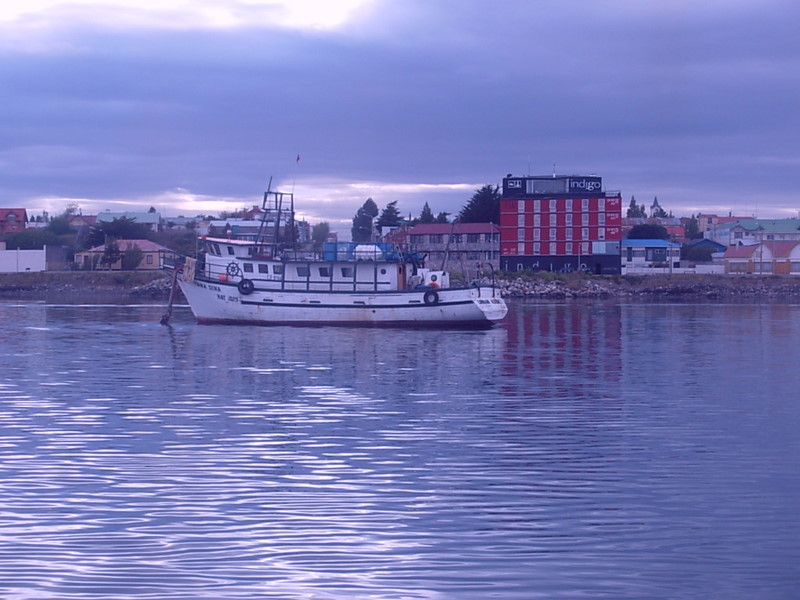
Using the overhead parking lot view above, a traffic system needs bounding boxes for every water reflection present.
[0,301,798,599]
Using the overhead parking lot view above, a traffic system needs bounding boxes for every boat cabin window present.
[211,243,222,255]
[319,266,330,277]
[258,264,269,274]
[243,263,254,273]
[297,266,310,277]
[227,246,235,255]
[273,264,284,275]
[340,266,354,278]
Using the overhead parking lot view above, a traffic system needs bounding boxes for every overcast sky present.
[2,0,799,236]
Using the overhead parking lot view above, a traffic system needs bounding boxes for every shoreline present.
[3,271,800,303]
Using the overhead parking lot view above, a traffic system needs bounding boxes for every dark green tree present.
[120,243,144,270]
[627,224,669,240]
[684,245,715,262]
[458,184,500,224]
[377,200,402,228]
[419,202,435,224]
[46,216,72,235]
[626,196,646,218]
[435,212,450,223]
[351,198,379,242]
[100,239,121,269]
[4,229,63,249]
[312,222,331,244]
[85,217,151,248]
[685,215,702,240]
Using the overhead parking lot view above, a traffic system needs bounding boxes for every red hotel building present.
[499,174,622,274]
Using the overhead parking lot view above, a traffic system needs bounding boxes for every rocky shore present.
[495,273,800,300]
[3,271,800,302]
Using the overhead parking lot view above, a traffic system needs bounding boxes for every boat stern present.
[471,287,508,322]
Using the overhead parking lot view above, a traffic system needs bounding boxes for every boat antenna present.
[292,154,300,195]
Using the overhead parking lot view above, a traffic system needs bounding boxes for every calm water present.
[0,300,798,599]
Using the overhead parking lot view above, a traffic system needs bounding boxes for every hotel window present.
[517,214,525,227]
[517,242,525,254]
[598,213,606,225]
[566,242,573,254]
[566,228,573,240]
[598,198,605,211]
[467,233,479,243]
[582,198,589,211]
[518,228,525,241]
[533,242,541,253]
[533,214,541,227]
[549,213,557,226]
[581,242,589,254]
[598,228,606,240]
[549,228,557,240]
[534,228,541,240]
[549,242,557,254]
[565,213,573,226]
[533,200,540,212]
[549,199,557,211]
[565,198,573,211]
[146,255,153,265]
[582,228,589,239]
[582,213,589,226]
[518,200,525,213]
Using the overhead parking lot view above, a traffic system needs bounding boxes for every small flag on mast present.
[296,154,300,163]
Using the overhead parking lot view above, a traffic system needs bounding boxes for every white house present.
[621,239,681,272]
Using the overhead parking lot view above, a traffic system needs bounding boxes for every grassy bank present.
[0,270,174,299]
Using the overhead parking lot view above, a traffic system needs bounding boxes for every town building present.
[0,208,28,235]
[499,174,622,274]
[708,218,800,247]
[722,241,800,274]
[74,239,176,271]
[391,222,500,271]
[621,239,682,272]
[696,213,748,237]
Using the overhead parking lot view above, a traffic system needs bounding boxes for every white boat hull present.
[178,278,507,327]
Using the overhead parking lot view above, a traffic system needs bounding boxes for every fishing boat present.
[166,185,507,327]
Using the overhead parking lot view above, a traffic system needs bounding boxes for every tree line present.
[350,184,501,242]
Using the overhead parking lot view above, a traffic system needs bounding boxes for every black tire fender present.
[237,278,255,295]
[423,290,439,305]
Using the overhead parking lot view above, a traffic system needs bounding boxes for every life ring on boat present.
[237,278,255,295]
[423,290,439,305]
[226,262,241,277]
